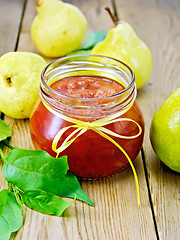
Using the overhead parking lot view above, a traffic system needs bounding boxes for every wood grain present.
[114,0,180,239]
[0,0,26,55]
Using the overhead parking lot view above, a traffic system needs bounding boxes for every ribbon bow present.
[43,101,142,205]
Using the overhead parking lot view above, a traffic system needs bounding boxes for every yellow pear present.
[150,88,180,172]
[31,0,87,57]
[0,52,47,119]
[91,8,152,89]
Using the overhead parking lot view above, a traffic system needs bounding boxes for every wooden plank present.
[114,0,180,239]
[1,0,156,239]
[0,0,26,55]
[0,0,26,189]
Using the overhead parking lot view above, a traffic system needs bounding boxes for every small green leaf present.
[0,141,5,151]
[81,30,106,50]
[67,30,106,57]
[81,31,96,50]
[67,49,91,57]
[0,119,12,142]
[3,148,94,206]
[0,139,13,152]
[94,30,106,45]
[2,138,14,149]
[0,189,9,216]
[0,190,23,240]
[12,185,27,214]
[22,190,75,216]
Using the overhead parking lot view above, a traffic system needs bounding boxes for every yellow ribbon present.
[42,101,142,205]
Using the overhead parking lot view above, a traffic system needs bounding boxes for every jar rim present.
[41,54,135,102]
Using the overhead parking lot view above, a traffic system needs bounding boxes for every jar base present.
[76,162,131,181]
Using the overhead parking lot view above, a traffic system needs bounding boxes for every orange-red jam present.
[51,75,124,98]
[30,75,144,178]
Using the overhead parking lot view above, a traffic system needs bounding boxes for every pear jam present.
[51,75,124,98]
[30,56,144,179]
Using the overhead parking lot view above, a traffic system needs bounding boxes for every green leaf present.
[0,119,12,142]
[81,31,96,50]
[0,190,23,240]
[81,30,106,50]
[67,49,91,57]
[0,119,12,158]
[22,189,75,216]
[66,30,106,59]
[0,138,13,152]
[2,138,14,149]
[94,30,106,45]
[0,221,11,240]
[0,141,5,151]
[0,189,9,216]
[67,30,106,57]
[3,148,94,206]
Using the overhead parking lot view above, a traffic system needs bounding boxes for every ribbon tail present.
[93,128,140,205]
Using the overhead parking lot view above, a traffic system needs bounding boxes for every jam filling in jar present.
[30,55,144,179]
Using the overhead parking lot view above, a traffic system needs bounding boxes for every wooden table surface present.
[0,0,180,239]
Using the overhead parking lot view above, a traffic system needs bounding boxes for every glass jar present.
[30,55,144,179]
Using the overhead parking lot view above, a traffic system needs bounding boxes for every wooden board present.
[0,0,180,239]
[0,0,26,189]
[115,0,180,239]
[0,0,26,55]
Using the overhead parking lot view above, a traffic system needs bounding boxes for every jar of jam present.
[30,55,144,179]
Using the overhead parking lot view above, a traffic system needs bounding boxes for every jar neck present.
[40,55,136,120]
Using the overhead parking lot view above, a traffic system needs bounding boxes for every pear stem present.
[36,0,44,7]
[105,7,118,26]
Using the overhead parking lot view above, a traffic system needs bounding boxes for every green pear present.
[91,8,152,89]
[31,0,87,57]
[150,88,180,172]
[0,52,47,119]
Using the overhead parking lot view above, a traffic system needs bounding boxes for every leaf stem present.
[8,183,12,192]
[0,148,6,163]
[12,184,28,214]
[2,139,14,149]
